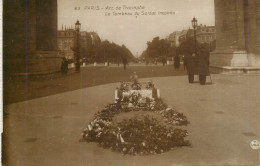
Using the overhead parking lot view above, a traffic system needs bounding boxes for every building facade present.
[57,29,101,61]
[178,30,189,44]
[57,28,76,60]
[183,26,216,44]
[166,31,181,47]
[196,25,216,44]
[80,31,101,61]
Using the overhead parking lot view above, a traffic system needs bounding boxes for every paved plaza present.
[4,65,186,105]
[3,74,260,166]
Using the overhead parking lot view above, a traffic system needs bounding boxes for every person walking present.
[186,51,210,85]
[61,57,68,75]
[122,57,128,70]
[185,53,195,83]
[174,54,180,70]
[197,51,210,85]
[183,55,187,70]
[146,58,149,66]
[117,58,120,66]
[162,57,166,66]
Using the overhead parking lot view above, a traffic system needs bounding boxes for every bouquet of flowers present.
[119,82,129,92]
[82,97,190,155]
[131,81,142,90]
[82,72,190,155]
[146,80,154,90]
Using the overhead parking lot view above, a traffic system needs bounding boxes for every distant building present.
[57,26,101,61]
[176,25,216,44]
[80,31,101,47]
[89,32,101,46]
[166,31,181,47]
[195,25,216,44]
[178,29,189,44]
[57,26,76,60]
[80,31,101,61]
[79,31,88,59]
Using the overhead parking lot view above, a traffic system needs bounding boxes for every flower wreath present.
[81,73,190,155]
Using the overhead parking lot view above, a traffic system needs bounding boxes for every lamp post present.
[191,17,198,56]
[75,20,81,72]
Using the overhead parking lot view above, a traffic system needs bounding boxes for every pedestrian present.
[145,58,149,66]
[122,57,128,70]
[162,57,166,66]
[185,53,195,83]
[117,59,120,66]
[174,54,180,69]
[197,51,210,85]
[185,52,210,85]
[61,57,68,75]
[183,55,187,70]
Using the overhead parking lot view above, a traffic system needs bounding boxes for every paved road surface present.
[4,65,186,105]
[3,75,260,166]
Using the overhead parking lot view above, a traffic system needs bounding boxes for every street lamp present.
[191,17,198,56]
[75,20,81,72]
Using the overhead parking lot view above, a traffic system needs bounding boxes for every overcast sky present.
[58,0,215,56]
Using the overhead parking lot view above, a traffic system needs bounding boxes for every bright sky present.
[58,0,215,56]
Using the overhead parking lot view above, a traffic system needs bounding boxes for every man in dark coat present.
[174,55,180,69]
[122,57,128,70]
[186,54,196,83]
[162,57,166,66]
[186,52,209,85]
[197,52,210,85]
[183,55,187,70]
[61,57,68,75]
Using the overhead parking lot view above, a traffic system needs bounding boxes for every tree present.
[145,37,172,63]
[178,37,195,56]
[95,40,134,63]
[178,37,216,57]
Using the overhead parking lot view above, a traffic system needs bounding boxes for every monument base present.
[4,51,62,76]
[210,49,260,74]
[210,65,260,74]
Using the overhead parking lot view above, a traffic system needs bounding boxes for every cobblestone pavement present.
[3,74,260,166]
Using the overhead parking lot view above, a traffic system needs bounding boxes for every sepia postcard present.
[2,0,260,165]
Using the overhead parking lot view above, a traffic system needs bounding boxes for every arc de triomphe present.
[210,0,260,73]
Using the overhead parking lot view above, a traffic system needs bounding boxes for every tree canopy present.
[178,37,216,57]
[78,32,134,63]
[144,37,177,61]
[94,40,134,63]
[143,35,216,61]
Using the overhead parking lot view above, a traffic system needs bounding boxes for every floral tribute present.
[82,72,190,155]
